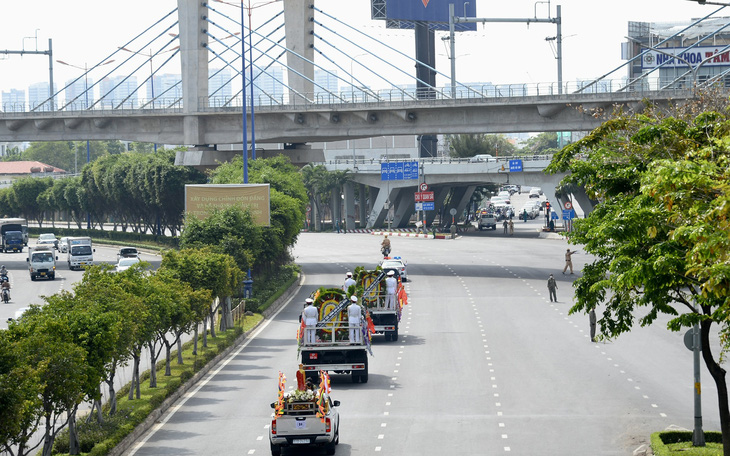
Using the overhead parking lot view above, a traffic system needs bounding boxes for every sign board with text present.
[562,209,576,220]
[414,191,435,202]
[415,202,435,211]
[185,184,271,226]
[381,161,419,181]
[509,159,523,172]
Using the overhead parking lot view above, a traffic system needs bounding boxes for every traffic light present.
[545,202,551,210]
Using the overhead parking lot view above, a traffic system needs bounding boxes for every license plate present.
[40,272,46,276]
[293,438,309,444]
[295,421,307,430]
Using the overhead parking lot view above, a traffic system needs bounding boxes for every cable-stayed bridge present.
[0,0,726,163]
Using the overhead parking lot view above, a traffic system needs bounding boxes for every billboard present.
[642,46,730,69]
[372,0,476,31]
[185,184,271,226]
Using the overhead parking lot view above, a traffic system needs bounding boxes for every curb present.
[109,276,302,456]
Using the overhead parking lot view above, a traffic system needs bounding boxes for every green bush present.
[244,298,260,312]
[193,358,206,371]
[180,370,194,382]
[651,431,724,455]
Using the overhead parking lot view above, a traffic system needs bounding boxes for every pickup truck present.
[269,373,340,455]
[478,212,497,230]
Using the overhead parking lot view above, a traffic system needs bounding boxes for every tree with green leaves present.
[546,95,730,453]
[301,163,328,231]
[12,177,54,226]
[520,132,559,155]
[446,133,516,158]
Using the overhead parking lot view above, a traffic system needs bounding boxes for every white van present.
[469,154,497,163]
[67,237,95,270]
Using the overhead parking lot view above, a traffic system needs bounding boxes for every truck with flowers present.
[269,368,340,455]
[297,288,375,383]
[355,267,408,342]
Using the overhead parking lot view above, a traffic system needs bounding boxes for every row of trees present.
[446,132,562,158]
[0,148,206,235]
[0,248,243,456]
[547,92,730,452]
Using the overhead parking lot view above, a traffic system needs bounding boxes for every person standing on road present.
[343,272,356,292]
[589,308,597,342]
[347,295,363,343]
[523,209,529,222]
[563,249,578,274]
[384,270,398,310]
[508,219,514,236]
[503,219,508,234]
[547,274,558,302]
[302,299,319,344]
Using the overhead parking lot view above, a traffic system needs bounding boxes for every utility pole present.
[1,38,55,110]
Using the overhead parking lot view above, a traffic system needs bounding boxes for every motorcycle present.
[2,286,9,303]
[381,246,391,258]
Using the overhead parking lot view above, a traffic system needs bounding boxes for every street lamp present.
[57,58,114,229]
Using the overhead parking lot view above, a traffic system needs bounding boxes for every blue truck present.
[0,221,24,252]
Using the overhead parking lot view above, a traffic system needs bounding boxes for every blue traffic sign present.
[562,209,576,220]
[416,202,435,211]
[381,161,419,181]
[509,159,523,172]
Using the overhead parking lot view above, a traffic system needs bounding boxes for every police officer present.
[347,295,363,343]
[302,298,318,344]
[384,270,398,310]
[547,274,558,302]
[343,272,356,291]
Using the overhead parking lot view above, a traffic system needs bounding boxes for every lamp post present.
[57,58,114,229]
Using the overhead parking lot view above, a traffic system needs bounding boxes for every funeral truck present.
[299,288,371,384]
[359,268,407,342]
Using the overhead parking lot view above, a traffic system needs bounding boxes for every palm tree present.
[300,164,328,231]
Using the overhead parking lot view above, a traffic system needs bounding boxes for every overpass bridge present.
[0,0,714,169]
[318,155,579,230]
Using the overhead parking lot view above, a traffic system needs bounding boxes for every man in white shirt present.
[347,295,363,343]
[384,270,398,310]
[343,272,356,292]
[302,298,319,344]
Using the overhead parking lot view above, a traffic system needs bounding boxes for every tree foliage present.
[546,93,730,453]
[446,133,516,158]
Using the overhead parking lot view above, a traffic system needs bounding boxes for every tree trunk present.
[700,319,730,455]
[164,340,172,376]
[148,342,159,388]
[68,409,79,455]
[177,338,184,364]
[106,372,117,415]
[193,325,199,355]
[202,316,208,348]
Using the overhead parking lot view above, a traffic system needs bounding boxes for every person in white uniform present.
[302,298,319,344]
[343,272,356,291]
[347,295,363,343]
[384,270,398,310]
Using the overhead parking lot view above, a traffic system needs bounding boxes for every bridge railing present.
[0,76,692,116]
[316,154,555,168]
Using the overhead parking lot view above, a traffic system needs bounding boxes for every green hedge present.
[29,227,178,249]
[651,431,724,455]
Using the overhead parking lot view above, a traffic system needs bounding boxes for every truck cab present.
[27,246,57,280]
[67,237,95,270]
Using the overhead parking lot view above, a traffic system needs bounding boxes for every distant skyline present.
[0,0,725,100]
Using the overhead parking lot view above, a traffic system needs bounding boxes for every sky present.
[0,0,724,97]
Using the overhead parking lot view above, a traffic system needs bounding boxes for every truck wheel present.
[325,440,336,455]
[384,332,392,342]
[30,276,35,281]
[351,370,360,383]
[270,442,281,456]
[392,326,399,342]
[360,368,369,384]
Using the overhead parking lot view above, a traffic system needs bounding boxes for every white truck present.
[299,289,372,383]
[67,237,95,270]
[27,245,57,280]
[269,371,340,456]
[478,212,497,230]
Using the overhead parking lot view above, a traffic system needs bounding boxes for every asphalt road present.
[119,227,723,456]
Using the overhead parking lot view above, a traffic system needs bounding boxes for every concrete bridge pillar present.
[343,182,356,231]
[284,0,315,104]
[178,0,209,144]
[358,184,367,228]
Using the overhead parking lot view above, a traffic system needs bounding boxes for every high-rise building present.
[28,82,56,111]
[209,68,233,107]
[1,89,26,112]
[146,74,182,107]
[64,76,95,110]
[99,76,139,109]
[314,69,339,101]
[251,66,285,106]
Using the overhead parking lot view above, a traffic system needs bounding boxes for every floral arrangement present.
[286,388,318,402]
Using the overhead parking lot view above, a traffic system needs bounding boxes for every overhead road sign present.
[509,159,523,172]
[371,0,476,31]
[381,161,419,181]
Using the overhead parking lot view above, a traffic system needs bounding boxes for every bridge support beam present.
[343,182,356,231]
[358,184,367,229]
[284,0,315,105]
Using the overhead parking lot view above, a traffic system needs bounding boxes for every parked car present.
[529,188,541,198]
[58,237,70,253]
[520,203,539,219]
[36,233,58,250]
[478,212,497,230]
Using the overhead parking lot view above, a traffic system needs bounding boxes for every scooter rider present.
[2,278,11,302]
[0,265,7,277]
[381,236,391,257]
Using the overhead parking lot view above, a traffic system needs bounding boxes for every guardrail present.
[315,154,554,167]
